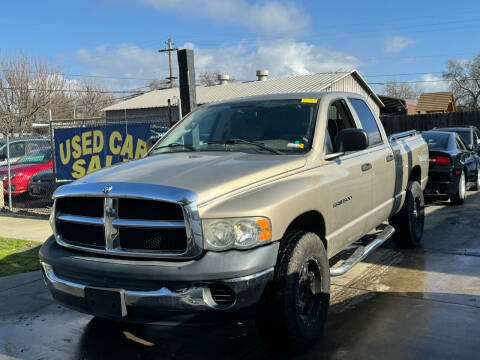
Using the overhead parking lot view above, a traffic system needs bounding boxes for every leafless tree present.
[383,81,421,100]
[148,79,170,91]
[198,71,236,86]
[443,53,480,111]
[73,81,116,118]
[0,53,65,135]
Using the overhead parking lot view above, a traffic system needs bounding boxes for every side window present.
[26,142,40,153]
[325,99,356,154]
[474,130,480,146]
[456,136,466,151]
[349,98,382,146]
[9,142,25,158]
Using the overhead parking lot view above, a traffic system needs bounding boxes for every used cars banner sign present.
[54,124,151,180]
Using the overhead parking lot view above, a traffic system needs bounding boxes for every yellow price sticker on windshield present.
[301,98,318,103]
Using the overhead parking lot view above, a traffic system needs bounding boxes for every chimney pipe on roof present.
[218,74,229,85]
[256,69,269,81]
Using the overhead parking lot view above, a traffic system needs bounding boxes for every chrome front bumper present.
[41,262,274,314]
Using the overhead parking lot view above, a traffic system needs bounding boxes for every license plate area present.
[85,287,127,318]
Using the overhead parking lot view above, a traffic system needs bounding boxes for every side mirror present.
[334,128,369,152]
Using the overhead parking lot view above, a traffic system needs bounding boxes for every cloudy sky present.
[2,0,480,94]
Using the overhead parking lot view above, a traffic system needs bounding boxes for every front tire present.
[256,231,330,355]
[390,181,425,248]
[450,170,466,205]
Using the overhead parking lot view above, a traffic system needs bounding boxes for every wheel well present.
[409,165,421,183]
[285,211,327,249]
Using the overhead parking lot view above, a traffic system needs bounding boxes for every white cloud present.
[71,40,360,90]
[384,35,414,53]
[140,0,309,36]
[191,40,359,79]
[418,74,450,93]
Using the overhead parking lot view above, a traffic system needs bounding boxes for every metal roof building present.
[103,69,383,124]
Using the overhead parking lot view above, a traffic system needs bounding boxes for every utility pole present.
[159,38,179,88]
[177,49,197,117]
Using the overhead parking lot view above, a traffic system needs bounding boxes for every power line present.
[0,69,159,81]
[370,78,480,85]
[0,86,146,94]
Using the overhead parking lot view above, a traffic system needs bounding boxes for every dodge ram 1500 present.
[40,92,429,354]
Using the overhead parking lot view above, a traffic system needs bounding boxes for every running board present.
[330,225,395,277]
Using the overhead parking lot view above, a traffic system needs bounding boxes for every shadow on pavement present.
[71,289,480,360]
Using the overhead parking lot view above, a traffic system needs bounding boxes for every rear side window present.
[457,131,471,146]
[9,142,25,158]
[473,129,480,146]
[456,136,467,151]
[349,98,382,146]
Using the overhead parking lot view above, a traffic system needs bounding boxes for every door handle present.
[386,154,394,162]
[361,163,372,172]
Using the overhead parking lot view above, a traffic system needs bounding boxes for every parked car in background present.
[0,148,53,197]
[28,169,56,199]
[148,126,170,148]
[435,126,480,155]
[422,130,480,204]
[0,137,50,166]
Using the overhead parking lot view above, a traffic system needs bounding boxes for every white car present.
[0,138,50,166]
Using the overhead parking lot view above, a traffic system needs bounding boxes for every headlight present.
[203,217,272,251]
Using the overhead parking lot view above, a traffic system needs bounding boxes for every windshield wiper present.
[205,138,283,155]
[154,143,197,152]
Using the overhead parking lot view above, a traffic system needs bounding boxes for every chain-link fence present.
[1,114,171,218]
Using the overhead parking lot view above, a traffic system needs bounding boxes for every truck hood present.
[74,152,306,204]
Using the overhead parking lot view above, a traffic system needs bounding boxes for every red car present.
[0,148,53,196]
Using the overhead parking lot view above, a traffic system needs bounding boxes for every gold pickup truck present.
[40,92,429,354]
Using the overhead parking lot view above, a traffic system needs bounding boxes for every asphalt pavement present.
[1,192,480,359]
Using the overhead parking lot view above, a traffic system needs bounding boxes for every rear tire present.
[471,169,480,191]
[390,181,424,248]
[256,231,330,355]
[450,170,466,205]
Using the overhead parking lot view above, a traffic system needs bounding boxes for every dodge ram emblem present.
[103,185,113,194]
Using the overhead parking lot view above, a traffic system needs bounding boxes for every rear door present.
[348,98,395,230]
[323,97,373,253]
[456,135,477,183]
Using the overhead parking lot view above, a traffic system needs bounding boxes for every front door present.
[323,98,373,254]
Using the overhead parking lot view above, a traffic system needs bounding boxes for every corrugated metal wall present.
[105,107,180,125]
[323,74,380,117]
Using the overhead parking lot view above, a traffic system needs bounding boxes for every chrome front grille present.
[51,182,203,259]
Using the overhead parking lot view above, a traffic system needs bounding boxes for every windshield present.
[151,99,318,155]
[422,132,450,150]
[17,148,52,164]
